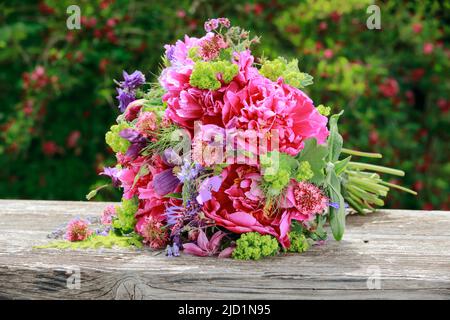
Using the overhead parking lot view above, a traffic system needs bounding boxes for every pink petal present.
[182,243,208,257]
[196,229,210,251]
[218,246,235,258]
[208,231,226,253]
[227,212,257,227]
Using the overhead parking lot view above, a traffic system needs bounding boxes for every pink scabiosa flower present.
[101,205,116,225]
[281,180,328,221]
[65,218,92,242]
[135,111,157,133]
[198,33,228,61]
[135,214,169,249]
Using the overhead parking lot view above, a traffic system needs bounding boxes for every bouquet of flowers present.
[46,19,416,259]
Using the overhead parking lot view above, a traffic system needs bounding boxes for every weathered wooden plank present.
[0,200,449,299]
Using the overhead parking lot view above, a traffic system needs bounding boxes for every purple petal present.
[119,129,141,142]
[100,167,121,187]
[162,148,182,166]
[152,169,180,196]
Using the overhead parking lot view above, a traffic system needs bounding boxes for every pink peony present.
[202,164,290,247]
[222,75,329,156]
[65,218,92,242]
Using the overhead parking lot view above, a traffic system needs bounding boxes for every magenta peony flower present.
[222,75,329,156]
[202,165,289,245]
[65,218,92,242]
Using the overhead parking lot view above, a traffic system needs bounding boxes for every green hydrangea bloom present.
[287,232,310,253]
[260,57,313,88]
[261,151,298,196]
[232,232,279,260]
[317,104,331,116]
[112,197,138,235]
[296,161,314,181]
[35,232,143,250]
[105,122,130,154]
[189,60,238,90]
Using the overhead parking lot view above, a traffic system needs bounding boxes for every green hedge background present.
[0,0,449,210]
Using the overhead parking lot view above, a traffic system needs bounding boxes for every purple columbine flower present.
[196,175,222,204]
[115,70,145,112]
[116,87,136,113]
[122,70,146,90]
[119,128,147,158]
[100,166,121,187]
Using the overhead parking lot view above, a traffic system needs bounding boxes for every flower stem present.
[348,162,405,176]
[341,148,382,158]
[379,181,418,195]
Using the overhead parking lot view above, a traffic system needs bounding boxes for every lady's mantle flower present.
[65,218,92,242]
[232,232,279,260]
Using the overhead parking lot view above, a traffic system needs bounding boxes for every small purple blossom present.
[119,128,147,158]
[162,148,183,166]
[115,70,145,113]
[100,167,121,187]
[196,175,222,204]
[164,44,176,63]
[166,243,180,257]
[122,70,146,90]
[329,202,350,209]
[116,88,135,113]
[204,18,230,32]
[176,161,203,183]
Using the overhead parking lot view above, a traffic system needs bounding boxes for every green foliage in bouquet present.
[0,0,447,213]
[35,231,143,250]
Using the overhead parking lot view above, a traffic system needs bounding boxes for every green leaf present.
[296,138,328,185]
[326,168,346,241]
[164,192,182,199]
[334,156,352,176]
[327,111,344,163]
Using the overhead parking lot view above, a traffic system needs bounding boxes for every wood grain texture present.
[0,200,449,300]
